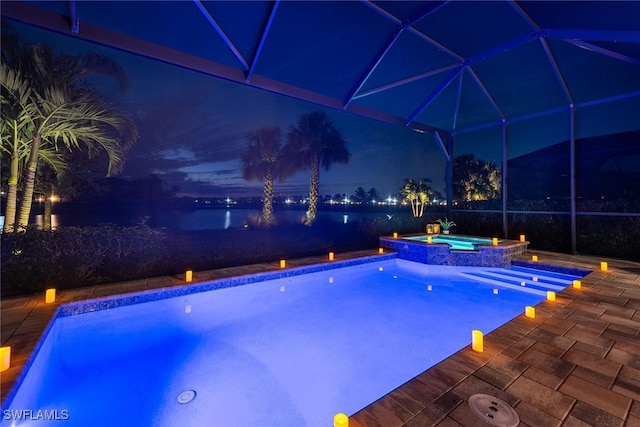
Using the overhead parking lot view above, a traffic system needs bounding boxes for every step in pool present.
[459,266,582,297]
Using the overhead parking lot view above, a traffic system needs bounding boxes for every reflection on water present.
[34,214,60,230]
[224,210,231,229]
[21,209,411,231]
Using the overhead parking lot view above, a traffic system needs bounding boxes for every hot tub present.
[379,233,529,267]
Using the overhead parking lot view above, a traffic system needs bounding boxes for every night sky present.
[8,20,446,199]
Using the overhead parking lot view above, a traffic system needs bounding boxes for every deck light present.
[492,237,498,246]
[0,347,10,372]
[393,232,398,238]
[547,291,556,301]
[378,248,384,254]
[572,280,581,289]
[433,224,440,234]
[493,289,498,294]
[329,252,334,261]
[532,276,538,282]
[427,284,432,291]
[525,306,536,319]
[427,236,432,244]
[600,261,608,272]
[45,288,56,303]
[333,413,349,427]
[280,259,286,268]
[520,234,526,242]
[426,224,434,234]
[472,330,483,353]
[329,277,334,283]
[185,270,193,282]
[532,255,538,262]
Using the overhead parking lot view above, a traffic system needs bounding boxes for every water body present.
[24,208,414,231]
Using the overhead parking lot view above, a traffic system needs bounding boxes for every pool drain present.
[468,394,519,427]
[177,390,196,404]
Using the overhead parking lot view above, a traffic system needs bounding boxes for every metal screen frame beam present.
[192,0,249,70]
[343,27,404,109]
[67,0,79,33]
[406,66,462,125]
[546,29,640,43]
[246,0,280,82]
[562,39,640,67]
[353,63,460,100]
[502,119,508,238]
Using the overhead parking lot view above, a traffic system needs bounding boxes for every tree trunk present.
[306,156,320,225]
[262,170,274,225]
[17,134,40,229]
[411,199,419,217]
[3,123,21,233]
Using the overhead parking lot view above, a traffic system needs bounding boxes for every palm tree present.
[287,111,350,225]
[367,187,381,204]
[1,37,137,231]
[1,65,66,232]
[241,127,295,226]
[399,178,433,217]
[353,187,367,204]
[452,154,501,201]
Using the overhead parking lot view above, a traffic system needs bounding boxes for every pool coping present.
[1,249,639,425]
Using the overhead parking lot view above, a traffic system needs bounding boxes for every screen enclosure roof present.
[2,0,639,138]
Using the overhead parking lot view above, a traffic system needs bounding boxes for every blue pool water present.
[2,258,581,427]
[404,234,495,250]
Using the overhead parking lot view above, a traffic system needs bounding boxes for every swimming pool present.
[1,258,580,427]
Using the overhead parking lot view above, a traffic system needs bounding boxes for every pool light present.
[280,259,286,268]
[525,306,535,319]
[45,288,56,303]
[0,346,10,372]
[600,261,608,272]
[329,252,334,261]
[185,270,193,282]
[547,291,556,301]
[492,237,498,246]
[532,255,538,262]
[572,280,582,289]
[471,330,484,353]
[520,234,526,242]
[333,413,349,427]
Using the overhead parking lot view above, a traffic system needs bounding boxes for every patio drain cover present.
[468,394,519,427]
[177,390,196,404]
